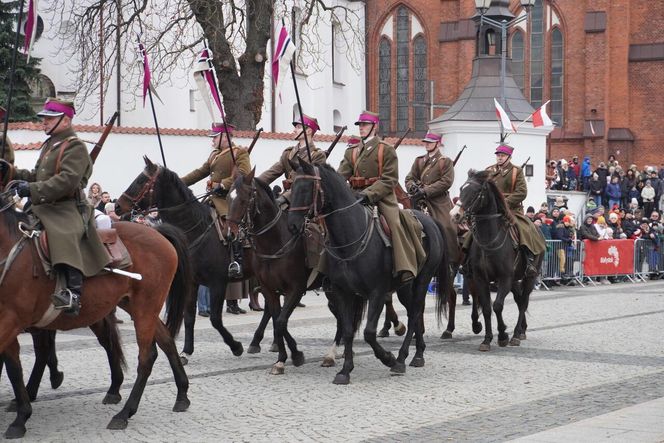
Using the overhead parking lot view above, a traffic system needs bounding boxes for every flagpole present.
[1,0,26,161]
[146,87,167,167]
[290,59,312,163]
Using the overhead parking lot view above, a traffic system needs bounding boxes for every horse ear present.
[245,167,256,183]
[144,156,154,169]
[467,168,477,177]
[288,158,299,172]
[298,156,314,174]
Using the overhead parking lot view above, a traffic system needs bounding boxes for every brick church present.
[365,0,664,168]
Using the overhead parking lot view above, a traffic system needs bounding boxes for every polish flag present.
[532,100,554,127]
[494,98,517,133]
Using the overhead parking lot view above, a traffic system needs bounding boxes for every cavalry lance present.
[247,127,264,155]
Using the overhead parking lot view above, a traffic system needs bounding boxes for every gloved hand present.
[213,184,228,197]
[359,194,371,205]
[411,187,425,200]
[16,181,31,198]
[407,183,419,194]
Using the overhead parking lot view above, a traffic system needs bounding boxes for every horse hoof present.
[509,338,521,347]
[472,323,483,335]
[247,345,261,354]
[50,371,64,389]
[394,322,406,336]
[102,393,122,405]
[292,352,305,367]
[440,330,453,340]
[518,333,527,340]
[5,400,17,412]
[106,417,128,430]
[4,424,26,439]
[232,343,244,357]
[479,343,491,352]
[498,339,509,347]
[377,328,389,338]
[333,373,350,385]
[409,357,425,368]
[390,361,406,375]
[269,343,279,353]
[321,357,336,367]
[172,398,190,412]
[179,355,189,366]
[270,362,285,375]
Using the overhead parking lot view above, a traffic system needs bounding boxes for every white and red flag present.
[193,46,225,120]
[272,25,296,101]
[23,0,38,61]
[532,100,553,127]
[494,98,517,133]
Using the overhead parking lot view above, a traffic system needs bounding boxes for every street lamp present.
[474,0,535,108]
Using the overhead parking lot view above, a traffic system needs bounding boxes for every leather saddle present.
[38,228,132,270]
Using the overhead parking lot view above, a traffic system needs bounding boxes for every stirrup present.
[52,289,81,315]
[228,261,243,278]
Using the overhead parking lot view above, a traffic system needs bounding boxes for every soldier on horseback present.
[405,132,460,266]
[461,143,545,277]
[181,122,251,278]
[337,110,425,285]
[259,113,326,205]
[4,98,110,316]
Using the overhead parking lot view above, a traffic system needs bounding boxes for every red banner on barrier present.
[583,239,635,276]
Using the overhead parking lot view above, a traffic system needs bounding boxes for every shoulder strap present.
[351,146,359,167]
[377,143,384,176]
[510,166,518,193]
[54,136,79,174]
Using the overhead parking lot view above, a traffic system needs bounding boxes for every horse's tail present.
[98,315,127,370]
[155,223,194,338]
[432,219,453,328]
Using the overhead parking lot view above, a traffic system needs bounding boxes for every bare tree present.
[42,0,363,129]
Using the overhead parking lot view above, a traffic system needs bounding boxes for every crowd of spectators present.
[88,182,160,227]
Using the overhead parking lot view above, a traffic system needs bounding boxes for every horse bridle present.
[120,166,161,213]
[289,167,325,220]
[460,179,510,252]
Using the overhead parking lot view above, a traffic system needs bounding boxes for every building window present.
[413,35,428,133]
[550,28,563,125]
[396,7,410,133]
[378,38,392,132]
[29,74,56,113]
[332,21,344,85]
[511,31,525,93]
[529,0,544,109]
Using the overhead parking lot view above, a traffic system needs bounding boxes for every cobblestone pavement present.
[1,281,663,442]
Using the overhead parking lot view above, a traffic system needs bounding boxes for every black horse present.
[452,170,543,351]
[117,157,246,362]
[288,160,450,384]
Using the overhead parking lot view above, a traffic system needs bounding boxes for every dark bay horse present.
[226,170,310,374]
[0,193,192,438]
[288,160,450,384]
[117,157,247,363]
[451,170,542,351]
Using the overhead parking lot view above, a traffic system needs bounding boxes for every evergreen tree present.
[0,1,41,122]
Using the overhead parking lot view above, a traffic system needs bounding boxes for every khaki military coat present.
[13,128,110,276]
[259,143,326,200]
[405,151,460,264]
[181,145,251,217]
[486,161,546,255]
[337,136,425,277]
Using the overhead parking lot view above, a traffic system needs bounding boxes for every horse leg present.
[264,288,287,375]
[45,330,64,390]
[208,284,243,357]
[493,279,512,347]
[512,276,535,344]
[278,290,305,367]
[248,303,272,354]
[322,295,342,367]
[363,292,397,370]
[153,321,190,412]
[442,281,456,339]
[392,286,420,374]
[88,319,125,405]
[410,280,429,368]
[378,295,392,337]
[470,281,483,334]
[3,339,32,439]
[476,281,493,351]
[333,291,358,385]
[180,282,198,364]
[24,330,53,402]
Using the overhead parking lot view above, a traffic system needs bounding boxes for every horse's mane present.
[473,170,515,223]
[253,177,275,202]
[159,167,211,220]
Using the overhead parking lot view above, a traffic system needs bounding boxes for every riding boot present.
[522,247,538,278]
[228,238,243,279]
[52,265,83,316]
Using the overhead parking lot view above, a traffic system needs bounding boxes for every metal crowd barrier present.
[539,240,585,290]
[633,239,664,282]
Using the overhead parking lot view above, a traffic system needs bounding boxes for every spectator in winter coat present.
[594,216,613,240]
[546,160,558,189]
[622,212,640,238]
[585,196,597,212]
[536,214,553,240]
[581,157,592,191]
[578,214,600,241]
[567,160,578,191]
[589,173,604,207]
[595,162,609,188]
[607,212,624,239]
[642,180,656,218]
[606,176,622,210]
[571,156,581,186]
[621,169,637,208]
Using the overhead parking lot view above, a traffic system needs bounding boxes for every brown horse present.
[0,193,192,438]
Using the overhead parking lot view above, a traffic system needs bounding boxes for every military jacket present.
[13,127,110,276]
[485,161,528,211]
[259,143,326,184]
